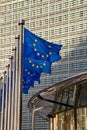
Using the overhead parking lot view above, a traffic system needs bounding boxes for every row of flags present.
[0,20,62,130]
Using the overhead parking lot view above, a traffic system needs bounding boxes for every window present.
[36,8,42,15]
[39,20,42,26]
[80,0,84,4]
[63,14,68,21]
[44,19,48,25]
[80,24,83,30]
[49,18,54,24]
[44,31,48,37]
[85,10,87,16]
[58,28,62,34]
[63,1,68,9]
[32,9,35,16]
[70,13,75,19]
[30,22,35,28]
[64,27,68,33]
[70,25,75,32]
[58,3,62,9]
[55,2,62,10]
[49,4,55,12]
[43,6,48,14]
[49,29,54,36]
[13,3,17,9]
[79,36,83,43]
[71,38,75,44]
[59,16,62,21]
[80,11,83,17]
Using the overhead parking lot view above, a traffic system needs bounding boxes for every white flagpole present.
[10,47,16,130]
[0,71,6,130]
[18,19,25,130]
[5,64,10,130]
[0,77,3,128]
[4,64,10,130]
[14,35,20,130]
[7,56,13,130]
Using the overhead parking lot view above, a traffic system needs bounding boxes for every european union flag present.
[24,28,62,63]
[22,28,62,93]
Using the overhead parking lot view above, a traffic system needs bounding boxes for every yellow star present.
[49,52,52,55]
[42,55,44,58]
[43,63,46,66]
[37,53,40,56]
[28,72,30,75]
[32,64,35,67]
[33,43,36,46]
[36,65,39,68]
[35,39,38,42]
[29,60,32,63]
[40,66,42,68]
[34,48,37,51]
[48,45,52,48]
[25,69,27,71]
[46,55,49,57]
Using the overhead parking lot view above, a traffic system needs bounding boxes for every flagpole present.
[14,35,20,130]
[5,64,10,130]
[10,47,16,130]
[4,64,10,130]
[7,56,13,130]
[0,76,3,129]
[18,19,25,130]
[0,71,6,130]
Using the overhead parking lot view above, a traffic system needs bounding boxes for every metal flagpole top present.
[9,56,14,60]
[18,19,25,25]
[0,77,3,80]
[6,64,10,68]
[15,35,20,40]
[3,71,7,75]
[12,47,16,51]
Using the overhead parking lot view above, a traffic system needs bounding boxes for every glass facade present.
[29,72,87,130]
[0,0,87,129]
[49,108,87,130]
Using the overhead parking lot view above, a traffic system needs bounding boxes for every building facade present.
[0,0,87,129]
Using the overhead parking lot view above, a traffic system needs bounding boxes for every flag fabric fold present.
[22,28,62,93]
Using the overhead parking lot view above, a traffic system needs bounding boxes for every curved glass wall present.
[49,107,87,130]
[29,73,87,130]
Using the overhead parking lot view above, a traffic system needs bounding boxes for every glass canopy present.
[28,72,87,120]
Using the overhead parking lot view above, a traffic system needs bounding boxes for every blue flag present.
[23,28,62,63]
[3,83,6,108]
[22,28,62,93]
[0,83,6,111]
